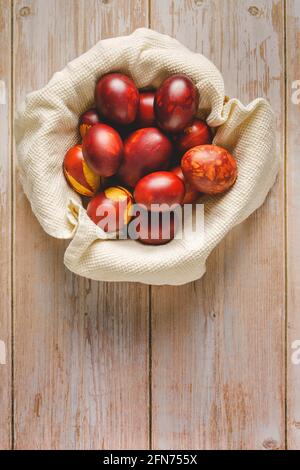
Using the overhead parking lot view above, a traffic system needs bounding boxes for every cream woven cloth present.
[15,28,278,285]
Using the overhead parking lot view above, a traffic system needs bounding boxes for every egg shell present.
[136,91,156,127]
[176,119,212,154]
[137,210,177,245]
[154,74,199,133]
[134,171,185,211]
[79,108,101,138]
[95,73,139,125]
[82,123,123,177]
[63,145,100,197]
[118,127,173,188]
[87,186,133,233]
[181,144,237,195]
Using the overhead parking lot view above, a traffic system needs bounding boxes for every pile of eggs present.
[63,73,237,244]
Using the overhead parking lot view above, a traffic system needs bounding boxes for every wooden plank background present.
[286,0,300,451]
[150,0,285,450]
[13,0,149,450]
[0,0,299,449]
[0,0,12,450]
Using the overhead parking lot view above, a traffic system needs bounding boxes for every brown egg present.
[134,171,185,211]
[82,123,123,177]
[95,73,139,125]
[136,91,156,127]
[181,144,237,194]
[154,74,199,133]
[117,127,173,187]
[176,119,212,155]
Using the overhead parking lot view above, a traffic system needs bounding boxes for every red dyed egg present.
[63,145,100,197]
[134,171,185,211]
[181,144,237,195]
[95,73,139,125]
[118,127,173,187]
[176,119,212,154]
[171,166,199,204]
[87,186,133,233]
[82,123,123,177]
[137,210,177,245]
[136,91,156,127]
[154,74,199,133]
[79,108,101,138]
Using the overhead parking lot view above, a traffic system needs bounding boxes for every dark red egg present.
[176,119,212,154]
[95,73,139,125]
[82,123,123,177]
[117,127,173,187]
[154,74,199,133]
[137,210,177,245]
[87,186,133,233]
[136,91,156,127]
[181,144,237,195]
[171,166,200,204]
[79,108,101,138]
[134,171,185,211]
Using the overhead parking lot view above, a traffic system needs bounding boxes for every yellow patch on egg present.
[82,161,100,194]
[65,170,95,197]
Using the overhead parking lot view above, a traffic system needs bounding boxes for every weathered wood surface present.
[286,0,300,451]
[150,0,285,450]
[13,0,149,450]
[0,0,12,450]
[0,0,298,451]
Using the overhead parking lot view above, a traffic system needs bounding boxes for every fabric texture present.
[15,28,278,285]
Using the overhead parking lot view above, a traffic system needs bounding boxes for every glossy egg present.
[118,127,173,187]
[79,108,101,138]
[63,145,100,197]
[134,171,185,211]
[87,186,133,233]
[171,166,200,204]
[137,210,177,245]
[95,73,139,124]
[136,91,156,127]
[176,119,212,154]
[181,144,237,194]
[154,74,199,133]
[82,123,123,177]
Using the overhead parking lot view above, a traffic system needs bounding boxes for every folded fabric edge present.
[208,96,274,128]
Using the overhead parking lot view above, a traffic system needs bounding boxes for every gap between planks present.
[10,0,15,451]
[283,0,288,451]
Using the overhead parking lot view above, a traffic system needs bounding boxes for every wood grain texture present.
[150,0,285,450]
[0,0,12,450]
[286,0,300,450]
[13,0,149,449]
